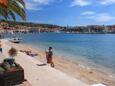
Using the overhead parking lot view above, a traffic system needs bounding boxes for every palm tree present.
[0,0,7,7]
[0,0,26,21]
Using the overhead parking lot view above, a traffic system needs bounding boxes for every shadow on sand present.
[36,64,47,66]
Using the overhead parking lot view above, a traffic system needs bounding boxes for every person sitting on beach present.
[46,47,54,67]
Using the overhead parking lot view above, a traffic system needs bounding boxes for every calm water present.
[8,33,115,73]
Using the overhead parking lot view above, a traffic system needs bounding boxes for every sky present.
[24,0,115,26]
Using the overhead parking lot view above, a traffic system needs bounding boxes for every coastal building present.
[107,25,115,33]
[1,21,115,34]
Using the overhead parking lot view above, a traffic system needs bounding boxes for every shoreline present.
[21,42,115,75]
[6,40,115,86]
[1,39,89,86]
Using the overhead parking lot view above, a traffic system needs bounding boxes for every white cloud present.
[81,11,95,15]
[70,0,115,7]
[71,0,92,7]
[25,0,59,11]
[32,0,53,5]
[26,1,42,11]
[86,13,115,22]
[100,0,115,5]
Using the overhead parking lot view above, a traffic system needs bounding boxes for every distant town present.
[0,21,115,34]
[62,25,115,34]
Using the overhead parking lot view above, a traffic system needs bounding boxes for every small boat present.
[54,30,61,33]
[10,37,22,43]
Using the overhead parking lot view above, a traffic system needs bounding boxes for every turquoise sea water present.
[8,33,115,74]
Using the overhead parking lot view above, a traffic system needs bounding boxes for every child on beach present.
[46,47,54,67]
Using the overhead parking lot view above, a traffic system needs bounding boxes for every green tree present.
[0,0,26,21]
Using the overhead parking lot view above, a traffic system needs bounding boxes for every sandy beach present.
[1,0,115,86]
[1,39,90,86]
[1,39,115,86]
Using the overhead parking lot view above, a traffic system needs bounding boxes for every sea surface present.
[5,33,115,74]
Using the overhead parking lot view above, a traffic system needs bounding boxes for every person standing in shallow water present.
[46,47,54,67]
[0,40,2,54]
[0,40,3,62]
